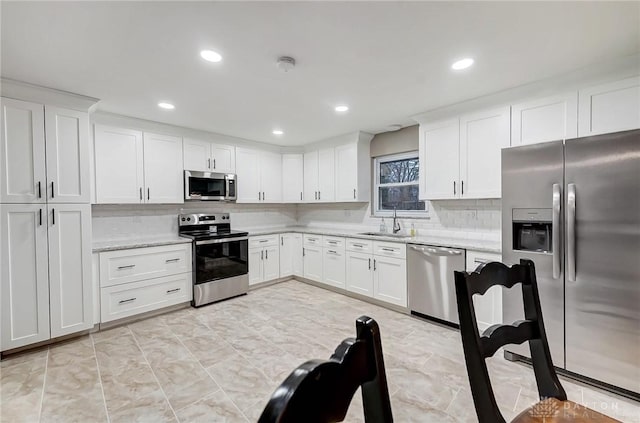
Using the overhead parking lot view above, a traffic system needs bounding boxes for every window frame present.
[373,151,428,217]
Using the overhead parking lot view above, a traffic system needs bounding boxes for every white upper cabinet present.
[1,204,51,350]
[45,106,90,203]
[317,148,335,202]
[211,144,235,174]
[143,132,183,204]
[418,107,509,200]
[304,148,335,202]
[236,148,261,203]
[0,98,46,203]
[511,93,578,146]
[260,151,283,203]
[48,203,92,338]
[183,138,236,173]
[578,76,640,137]
[183,138,211,172]
[236,148,281,203]
[459,106,511,199]
[303,151,319,202]
[335,144,357,201]
[421,119,460,200]
[94,127,182,204]
[282,154,304,203]
[94,125,144,204]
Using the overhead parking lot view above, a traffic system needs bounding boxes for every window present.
[374,151,426,216]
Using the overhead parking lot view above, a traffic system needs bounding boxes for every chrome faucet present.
[392,206,401,234]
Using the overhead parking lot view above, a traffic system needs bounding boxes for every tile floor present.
[1,279,639,422]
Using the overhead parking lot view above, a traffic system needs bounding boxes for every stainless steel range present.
[178,213,249,307]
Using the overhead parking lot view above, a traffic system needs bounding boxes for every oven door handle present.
[195,236,249,246]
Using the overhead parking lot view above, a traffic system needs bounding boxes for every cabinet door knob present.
[37,181,42,198]
[51,181,54,199]
[353,188,356,199]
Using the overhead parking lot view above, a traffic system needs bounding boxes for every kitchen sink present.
[359,231,410,238]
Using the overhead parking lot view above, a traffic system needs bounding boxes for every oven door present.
[184,170,231,201]
[194,237,248,284]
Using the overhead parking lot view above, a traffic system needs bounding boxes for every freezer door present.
[564,129,640,394]
[501,140,565,367]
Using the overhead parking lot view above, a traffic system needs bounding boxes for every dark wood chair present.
[454,259,619,423]
[258,315,393,423]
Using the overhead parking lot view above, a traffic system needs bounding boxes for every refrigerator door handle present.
[567,183,576,282]
[552,183,561,279]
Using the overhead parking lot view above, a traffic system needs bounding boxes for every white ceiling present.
[2,1,639,146]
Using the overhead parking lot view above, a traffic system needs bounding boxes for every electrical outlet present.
[344,209,351,217]
[466,209,477,220]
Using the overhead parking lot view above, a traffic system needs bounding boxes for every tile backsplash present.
[92,200,500,243]
[296,199,501,242]
[91,203,297,241]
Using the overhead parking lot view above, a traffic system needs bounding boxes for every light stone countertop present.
[92,236,192,253]
[243,225,502,254]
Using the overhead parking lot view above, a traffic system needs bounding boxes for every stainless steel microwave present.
[184,170,237,201]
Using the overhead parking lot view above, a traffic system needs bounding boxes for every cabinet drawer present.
[466,250,502,272]
[249,235,278,248]
[373,241,406,259]
[323,236,345,250]
[346,238,373,253]
[99,244,191,287]
[100,273,192,323]
[303,234,323,247]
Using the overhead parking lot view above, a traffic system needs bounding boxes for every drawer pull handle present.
[165,258,180,263]
[117,264,136,270]
[327,241,338,245]
[381,248,396,252]
[308,238,318,242]
[328,250,338,254]
[166,288,181,294]
[259,240,269,243]
[118,298,136,304]
[353,244,365,248]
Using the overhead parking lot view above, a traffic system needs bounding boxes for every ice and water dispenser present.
[512,209,552,253]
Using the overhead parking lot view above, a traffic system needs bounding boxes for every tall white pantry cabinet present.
[1,93,95,352]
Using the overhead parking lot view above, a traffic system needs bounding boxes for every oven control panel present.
[179,213,230,226]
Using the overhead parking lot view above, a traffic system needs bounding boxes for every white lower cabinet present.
[346,251,374,296]
[303,244,323,282]
[466,250,503,331]
[323,247,346,289]
[373,255,407,307]
[98,244,193,323]
[344,238,407,307]
[279,233,303,278]
[1,203,93,351]
[101,273,191,323]
[249,235,280,285]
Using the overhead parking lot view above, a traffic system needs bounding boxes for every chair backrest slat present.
[464,261,529,296]
[480,319,537,358]
[454,259,566,423]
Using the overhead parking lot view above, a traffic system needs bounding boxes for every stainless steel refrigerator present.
[501,129,639,396]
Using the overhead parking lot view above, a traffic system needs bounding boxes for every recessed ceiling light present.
[200,50,222,63]
[272,129,284,135]
[158,102,175,110]
[334,105,349,112]
[451,58,474,70]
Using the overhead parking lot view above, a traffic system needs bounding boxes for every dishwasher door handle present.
[409,245,463,256]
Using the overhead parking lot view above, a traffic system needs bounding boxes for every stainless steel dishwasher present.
[407,244,465,326]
